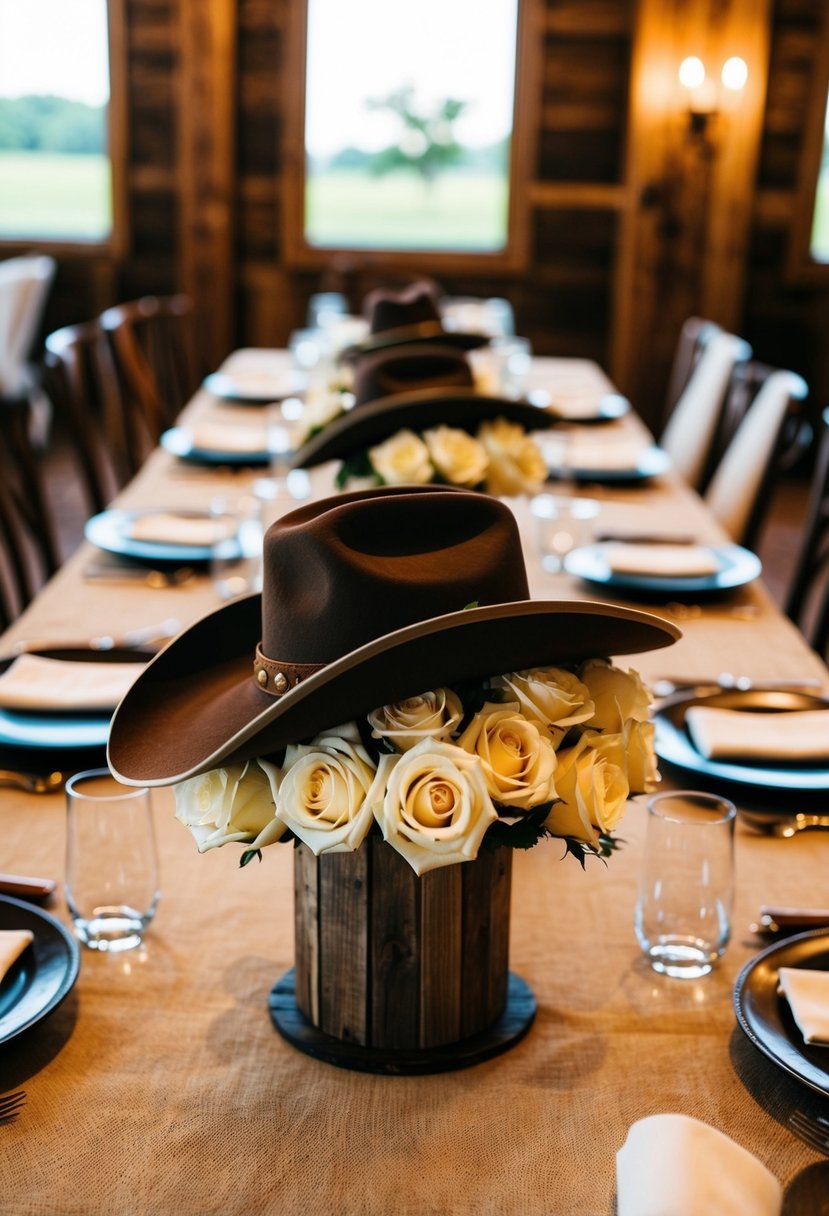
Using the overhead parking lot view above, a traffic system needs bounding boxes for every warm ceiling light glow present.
[678,56,706,90]
[721,56,748,91]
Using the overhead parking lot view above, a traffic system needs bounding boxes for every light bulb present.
[678,56,706,90]
[721,56,748,91]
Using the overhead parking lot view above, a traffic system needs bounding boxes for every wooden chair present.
[658,329,752,490]
[703,366,810,549]
[0,395,60,629]
[661,316,723,425]
[785,406,829,655]
[0,253,56,398]
[100,294,200,445]
[43,319,127,512]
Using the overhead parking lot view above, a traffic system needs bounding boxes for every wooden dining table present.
[1,349,828,1215]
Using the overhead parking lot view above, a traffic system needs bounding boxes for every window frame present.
[281,0,539,275]
[0,0,127,257]
[787,4,829,284]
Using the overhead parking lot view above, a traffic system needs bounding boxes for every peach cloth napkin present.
[0,929,34,983]
[189,422,267,453]
[778,967,829,1045]
[685,707,829,762]
[128,513,232,547]
[566,439,647,472]
[616,1114,782,1216]
[604,543,721,578]
[0,654,146,711]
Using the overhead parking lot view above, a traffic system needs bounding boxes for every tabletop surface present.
[1,350,828,1215]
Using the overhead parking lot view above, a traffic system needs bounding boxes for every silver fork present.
[788,1109,829,1156]
[0,1091,26,1126]
[0,769,64,794]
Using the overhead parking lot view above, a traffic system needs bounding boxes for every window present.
[789,7,829,281]
[809,90,829,263]
[0,0,112,242]
[285,0,532,270]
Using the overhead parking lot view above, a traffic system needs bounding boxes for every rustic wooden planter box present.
[270,837,536,1074]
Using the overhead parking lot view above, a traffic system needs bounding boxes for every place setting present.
[541,432,673,483]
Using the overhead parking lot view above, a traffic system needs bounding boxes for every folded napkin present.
[565,440,646,472]
[189,423,267,454]
[0,929,34,983]
[0,654,147,711]
[605,543,721,578]
[685,707,829,762]
[778,967,829,1044]
[128,513,232,547]
[616,1114,782,1216]
[209,369,299,398]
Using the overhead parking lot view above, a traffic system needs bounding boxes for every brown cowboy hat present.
[293,343,560,469]
[108,485,679,786]
[347,280,491,356]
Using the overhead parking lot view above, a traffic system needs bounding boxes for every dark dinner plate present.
[0,646,150,753]
[734,929,829,1097]
[203,369,307,403]
[85,508,242,564]
[532,390,630,424]
[160,426,270,466]
[564,542,762,594]
[653,687,829,793]
[547,443,672,483]
[0,896,79,1045]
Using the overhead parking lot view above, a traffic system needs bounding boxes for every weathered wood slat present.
[419,864,462,1048]
[318,847,369,1044]
[293,842,319,1026]
[369,837,420,1050]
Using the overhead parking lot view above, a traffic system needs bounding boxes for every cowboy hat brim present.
[107,595,679,787]
[292,387,561,469]
[344,321,491,359]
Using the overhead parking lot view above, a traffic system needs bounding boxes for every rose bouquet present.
[174,657,657,877]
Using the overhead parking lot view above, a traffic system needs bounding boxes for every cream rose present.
[457,702,557,810]
[277,736,383,854]
[369,429,433,485]
[581,722,659,795]
[375,741,498,875]
[368,688,463,752]
[543,738,629,847]
[423,425,489,488]
[174,759,284,853]
[494,667,595,742]
[579,659,652,733]
[477,418,547,497]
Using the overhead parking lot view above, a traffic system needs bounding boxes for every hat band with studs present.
[254,643,326,697]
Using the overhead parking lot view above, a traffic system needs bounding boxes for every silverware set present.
[0,1091,25,1127]
[788,1109,829,1157]
[651,673,824,698]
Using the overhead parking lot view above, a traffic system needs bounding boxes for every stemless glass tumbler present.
[634,790,736,979]
[65,768,160,951]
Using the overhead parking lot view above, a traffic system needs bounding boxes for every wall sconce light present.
[678,55,748,139]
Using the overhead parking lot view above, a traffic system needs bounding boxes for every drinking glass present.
[530,493,601,572]
[635,790,736,979]
[65,768,160,951]
[209,495,264,600]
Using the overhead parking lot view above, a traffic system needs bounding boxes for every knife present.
[0,873,57,902]
[595,532,698,545]
[750,906,829,938]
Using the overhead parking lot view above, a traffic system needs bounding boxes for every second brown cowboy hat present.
[349,279,491,356]
[292,341,561,469]
[108,485,679,786]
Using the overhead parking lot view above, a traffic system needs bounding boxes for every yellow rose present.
[544,738,629,846]
[457,702,557,810]
[495,667,595,742]
[277,736,384,854]
[477,418,547,496]
[369,429,433,485]
[375,740,498,875]
[423,425,489,488]
[579,659,652,733]
[368,688,463,752]
[581,723,659,795]
[174,759,284,853]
